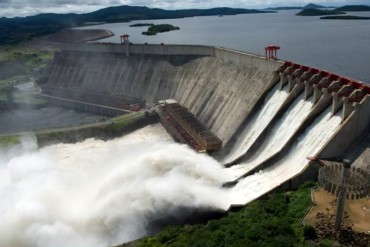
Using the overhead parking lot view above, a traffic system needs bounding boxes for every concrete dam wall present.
[44,44,281,142]
[43,43,370,206]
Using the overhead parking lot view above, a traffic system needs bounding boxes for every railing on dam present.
[61,43,282,73]
[36,93,130,117]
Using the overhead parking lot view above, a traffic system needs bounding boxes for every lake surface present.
[79,10,370,83]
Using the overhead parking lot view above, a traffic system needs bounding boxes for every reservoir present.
[79,10,370,82]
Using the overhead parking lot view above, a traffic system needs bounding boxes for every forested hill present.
[335,5,370,11]
[0,5,273,45]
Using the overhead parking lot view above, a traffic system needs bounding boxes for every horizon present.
[0,0,368,18]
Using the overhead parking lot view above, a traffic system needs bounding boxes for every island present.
[266,3,329,11]
[142,24,180,36]
[335,5,370,12]
[320,15,370,20]
[296,8,345,16]
[0,5,274,45]
[129,23,154,27]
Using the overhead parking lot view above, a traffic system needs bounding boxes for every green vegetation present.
[142,24,180,36]
[0,45,53,101]
[130,23,155,27]
[136,181,316,247]
[0,46,53,85]
[266,3,328,10]
[36,112,149,146]
[0,135,21,147]
[335,5,370,12]
[296,8,346,16]
[304,3,325,9]
[321,15,370,20]
[0,6,273,45]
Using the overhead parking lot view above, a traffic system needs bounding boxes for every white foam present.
[0,124,232,246]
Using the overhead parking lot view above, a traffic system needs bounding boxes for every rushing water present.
[222,82,288,164]
[227,93,315,179]
[79,10,370,82]
[232,107,342,205]
[0,125,231,246]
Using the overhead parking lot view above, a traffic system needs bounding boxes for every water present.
[231,107,342,205]
[79,10,370,82]
[0,125,231,246]
[222,82,288,164]
[0,106,106,135]
[227,93,314,179]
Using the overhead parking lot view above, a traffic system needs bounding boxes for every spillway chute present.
[221,81,289,165]
[231,107,343,206]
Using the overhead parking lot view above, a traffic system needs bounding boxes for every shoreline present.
[27,28,115,50]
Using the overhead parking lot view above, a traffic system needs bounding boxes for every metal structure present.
[312,158,370,231]
[120,34,130,56]
[120,34,129,44]
[265,45,280,60]
[157,102,222,152]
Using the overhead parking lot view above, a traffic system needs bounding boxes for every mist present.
[0,124,232,247]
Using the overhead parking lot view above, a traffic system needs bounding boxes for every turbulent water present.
[0,107,344,246]
[222,83,289,164]
[0,124,232,247]
[231,107,342,205]
[227,93,314,179]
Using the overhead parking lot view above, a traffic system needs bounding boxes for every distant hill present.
[303,3,325,9]
[266,3,328,11]
[0,5,273,45]
[335,5,370,11]
[296,8,345,16]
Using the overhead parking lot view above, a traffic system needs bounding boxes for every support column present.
[342,97,354,122]
[304,81,313,100]
[332,93,343,116]
[313,84,322,104]
[280,73,288,89]
[288,77,296,92]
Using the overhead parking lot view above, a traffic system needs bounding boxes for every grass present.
[0,135,21,147]
[0,45,53,88]
[136,181,315,247]
[35,112,146,144]
[0,112,146,149]
[106,112,145,130]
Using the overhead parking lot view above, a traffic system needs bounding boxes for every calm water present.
[79,10,370,83]
[0,106,106,135]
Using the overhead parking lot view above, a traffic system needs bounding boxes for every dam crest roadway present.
[40,41,370,209]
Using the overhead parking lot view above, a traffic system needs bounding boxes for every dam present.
[40,41,370,208]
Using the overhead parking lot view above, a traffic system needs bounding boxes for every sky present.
[0,0,368,18]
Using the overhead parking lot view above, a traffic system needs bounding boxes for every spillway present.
[222,82,289,164]
[227,93,315,179]
[231,107,342,205]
